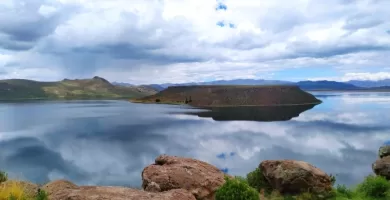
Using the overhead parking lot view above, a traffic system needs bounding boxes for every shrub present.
[0,171,7,183]
[355,175,390,199]
[155,99,161,103]
[335,184,354,199]
[215,176,259,200]
[328,174,336,186]
[246,168,272,194]
[35,189,48,200]
[0,181,27,200]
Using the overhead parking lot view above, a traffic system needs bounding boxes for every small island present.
[132,85,322,107]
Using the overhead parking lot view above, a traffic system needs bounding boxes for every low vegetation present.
[215,176,259,200]
[0,171,48,200]
[0,76,157,100]
[216,168,390,200]
[0,172,7,183]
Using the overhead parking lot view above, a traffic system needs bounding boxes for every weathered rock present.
[1,180,39,198]
[260,160,332,195]
[42,179,78,196]
[373,156,390,179]
[379,145,390,158]
[48,186,195,200]
[142,155,227,200]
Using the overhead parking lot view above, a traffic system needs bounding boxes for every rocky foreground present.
[372,145,390,179]
[2,145,390,200]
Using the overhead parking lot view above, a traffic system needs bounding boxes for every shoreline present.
[306,89,390,92]
[129,99,322,108]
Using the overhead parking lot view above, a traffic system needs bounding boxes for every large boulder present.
[260,160,332,195]
[379,145,390,158]
[142,155,227,200]
[373,156,390,179]
[47,186,195,200]
[42,180,78,196]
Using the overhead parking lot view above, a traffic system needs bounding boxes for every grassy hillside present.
[134,85,321,107]
[0,76,157,100]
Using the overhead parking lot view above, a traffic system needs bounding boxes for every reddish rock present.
[260,160,332,195]
[373,156,390,179]
[48,186,195,200]
[142,155,227,200]
[42,179,78,196]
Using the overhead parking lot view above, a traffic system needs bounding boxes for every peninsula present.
[132,85,321,107]
[0,76,157,101]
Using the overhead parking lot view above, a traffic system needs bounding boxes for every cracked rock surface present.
[142,154,227,200]
[260,160,332,195]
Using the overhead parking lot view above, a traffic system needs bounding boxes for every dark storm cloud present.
[0,39,36,51]
[0,0,76,51]
[285,42,390,59]
[71,44,206,63]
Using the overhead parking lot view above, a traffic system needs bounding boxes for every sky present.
[0,0,390,84]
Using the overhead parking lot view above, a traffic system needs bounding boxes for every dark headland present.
[132,85,322,107]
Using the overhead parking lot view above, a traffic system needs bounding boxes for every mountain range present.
[346,79,390,88]
[0,76,157,100]
[1,77,389,101]
[114,79,390,91]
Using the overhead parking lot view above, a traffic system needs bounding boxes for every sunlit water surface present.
[1,92,390,187]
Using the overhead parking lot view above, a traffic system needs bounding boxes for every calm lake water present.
[1,92,390,187]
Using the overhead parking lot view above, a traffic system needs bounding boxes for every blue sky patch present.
[217,153,226,159]
[216,2,227,11]
[216,21,235,28]
[220,168,229,173]
[216,21,225,27]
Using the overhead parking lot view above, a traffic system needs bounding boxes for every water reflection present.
[183,104,317,121]
[0,93,389,189]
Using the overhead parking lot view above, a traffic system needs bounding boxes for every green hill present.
[0,76,157,100]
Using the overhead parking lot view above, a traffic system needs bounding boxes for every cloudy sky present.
[0,0,389,84]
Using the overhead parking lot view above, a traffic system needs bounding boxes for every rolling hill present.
[0,76,157,100]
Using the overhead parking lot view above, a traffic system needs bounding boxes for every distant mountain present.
[295,81,360,90]
[142,84,166,91]
[144,79,293,91]
[112,82,134,87]
[0,76,157,100]
[347,79,390,88]
[139,78,390,92]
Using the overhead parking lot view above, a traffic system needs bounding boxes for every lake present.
[0,92,390,188]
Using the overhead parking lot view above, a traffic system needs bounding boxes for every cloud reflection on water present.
[0,93,389,188]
